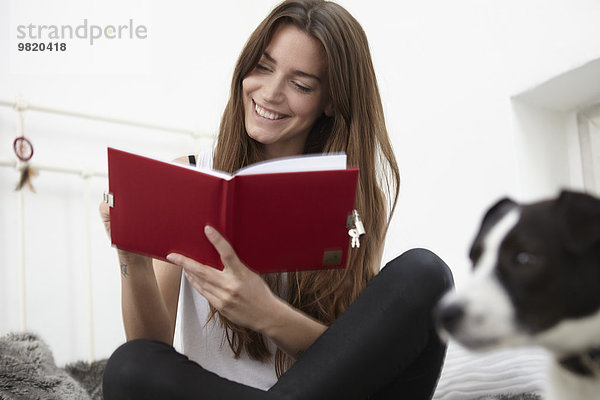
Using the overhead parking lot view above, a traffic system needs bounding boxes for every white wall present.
[1,0,600,365]
[511,58,600,200]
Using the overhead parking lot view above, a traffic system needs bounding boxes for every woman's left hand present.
[166,225,278,333]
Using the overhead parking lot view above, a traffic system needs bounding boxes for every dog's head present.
[436,190,600,356]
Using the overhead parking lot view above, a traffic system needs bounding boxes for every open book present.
[106,148,360,273]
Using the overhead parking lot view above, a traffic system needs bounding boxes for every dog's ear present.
[557,190,600,252]
[482,197,518,225]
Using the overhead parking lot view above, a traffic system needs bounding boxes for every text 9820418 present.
[17,42,67,52]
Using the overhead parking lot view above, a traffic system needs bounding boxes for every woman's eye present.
[255,64,270,72]
[293,82,312,93]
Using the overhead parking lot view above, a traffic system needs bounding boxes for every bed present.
[0,331,549,400]
[0,101,551,399]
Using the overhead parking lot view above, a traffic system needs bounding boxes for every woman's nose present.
[261,75,285,103]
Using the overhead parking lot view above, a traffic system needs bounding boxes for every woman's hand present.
[167,226,279,333]
[167,225,328,358]
[99,200,112,237]
[98,200,151,267]
[99,199,175,343]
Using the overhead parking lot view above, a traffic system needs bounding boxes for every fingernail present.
[166,254,175,263]
[204,225,215,237]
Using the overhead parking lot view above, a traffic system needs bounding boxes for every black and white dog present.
[436,190,600,400]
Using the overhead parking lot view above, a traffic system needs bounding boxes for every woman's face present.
[242,23,332,159]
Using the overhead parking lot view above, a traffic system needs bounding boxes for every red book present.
[106,148,360,273]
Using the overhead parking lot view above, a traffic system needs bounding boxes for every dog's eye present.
[515,252,538,266]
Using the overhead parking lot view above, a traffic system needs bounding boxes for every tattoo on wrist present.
[120,262,128,277]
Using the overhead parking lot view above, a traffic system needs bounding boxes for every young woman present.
[101,1,453,399]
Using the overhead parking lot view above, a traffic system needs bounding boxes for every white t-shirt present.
[173,149,279,390]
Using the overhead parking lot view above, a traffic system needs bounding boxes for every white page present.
[166,152,346,181]
[235,153,347,176]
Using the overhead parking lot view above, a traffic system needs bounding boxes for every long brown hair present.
[211,0,400,375]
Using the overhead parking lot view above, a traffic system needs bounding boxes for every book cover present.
[107,147,359,273]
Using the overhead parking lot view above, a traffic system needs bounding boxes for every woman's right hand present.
[100,199,176,343]
[99,200,112,238]
[99,200,152,266]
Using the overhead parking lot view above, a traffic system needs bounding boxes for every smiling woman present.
[242,23,333,159]
[101,0,454,399]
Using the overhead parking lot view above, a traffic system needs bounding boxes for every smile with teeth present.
[254,101,287,120]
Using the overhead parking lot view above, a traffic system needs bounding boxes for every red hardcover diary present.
[107,147,359,273]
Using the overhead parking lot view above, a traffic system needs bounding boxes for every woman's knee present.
[103,339,174,399]
[381,248,454,299]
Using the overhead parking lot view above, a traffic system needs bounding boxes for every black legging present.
[103,248,454,400]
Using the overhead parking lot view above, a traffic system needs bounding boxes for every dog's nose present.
[437,302,465,333]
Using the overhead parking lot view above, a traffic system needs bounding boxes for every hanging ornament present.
[13,136,34,162]
[13,109,38,192]
[15,162,39,192]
